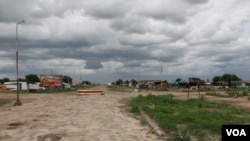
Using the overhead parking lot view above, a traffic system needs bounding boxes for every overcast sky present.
[0,0,250,84]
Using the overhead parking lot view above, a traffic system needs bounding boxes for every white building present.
[4,82,41,91]
[4,82,28,90]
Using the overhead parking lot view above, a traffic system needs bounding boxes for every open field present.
[1,86,250,141]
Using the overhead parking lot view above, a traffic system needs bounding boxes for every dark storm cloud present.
[0,0,250,83]
[83,0,133,19]
[212,55,237,62]
[85,59,103,69]
[124,61,142,68]
[0,37,15,50]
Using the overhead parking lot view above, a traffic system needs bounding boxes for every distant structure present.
[138,80,169,90]
[40,74,63,89]
[188,77,204,90]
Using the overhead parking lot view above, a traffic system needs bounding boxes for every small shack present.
[188,77,205,91]
[138,80,169,90]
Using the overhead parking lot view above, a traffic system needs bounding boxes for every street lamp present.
[14,20,25,106]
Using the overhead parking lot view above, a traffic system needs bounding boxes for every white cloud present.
[0,0,250,83]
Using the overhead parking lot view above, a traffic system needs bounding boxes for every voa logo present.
[226,129,246,136]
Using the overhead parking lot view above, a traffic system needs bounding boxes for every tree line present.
[0,74,73,84]
[112,79,137,86]
[112,73,242,86]
[1,73,242,86]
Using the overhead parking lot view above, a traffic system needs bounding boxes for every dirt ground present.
[0,86,250,141]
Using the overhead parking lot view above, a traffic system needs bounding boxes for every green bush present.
[227,91,238,97]
[170,126,191,141]
[242,91,249,96]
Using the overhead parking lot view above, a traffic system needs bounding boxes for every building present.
[4,82,28,91]
[212,81,229,89]
[40,74,63,88]
[188,77,205,90]
[231,80,250,89]
[138,80,169,90]
[4,82,42,91]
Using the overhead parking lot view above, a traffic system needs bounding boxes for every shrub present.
[227,91,238,97]
[242,91,249,96]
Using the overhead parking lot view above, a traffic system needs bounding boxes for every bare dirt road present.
[1,87,250,141]
[0,86,161,141]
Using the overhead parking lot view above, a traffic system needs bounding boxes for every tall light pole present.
[14,20,25,106]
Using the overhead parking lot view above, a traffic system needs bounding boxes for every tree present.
[3,77,10,82]
[82,80,91,86]
[130,79,137,86]
[212,76,221,82]
[0,77,10,84]
[124,80,129,85]
[63,75,72,84]
[221,74,241,83]
[212,74,241,83]
[25,74,40,84]
[115,79,123,85]
[175,78,182,82]
[18,78,26,82]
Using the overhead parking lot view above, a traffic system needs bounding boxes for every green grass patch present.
[108,85,134,92]
[0,99,11,106]
[129,94,250,140]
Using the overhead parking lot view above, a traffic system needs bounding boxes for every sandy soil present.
[0,86,161,141]
[1,87,250,141]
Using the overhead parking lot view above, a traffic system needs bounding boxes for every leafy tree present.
[212,74,241,83]
[124,80,129,85]
[82,80,91,85]
[221,74,241,83]
[3,77,10,82]
[63,75,72,84]
[25,74,40,83]
[115,79,123,85]
[212,76,221,82]
[130,79,137,86]
[0,77,10,84]
[18,77,26,82]
[175,78,182,82]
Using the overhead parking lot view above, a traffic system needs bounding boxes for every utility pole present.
[160,65,163,90]
[14,20,25,106]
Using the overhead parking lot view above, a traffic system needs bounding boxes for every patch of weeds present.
[129,93,250,140]
[170,125,191,141]
[0,99,10,106]
[242,91,249,96]
[140,118,148,125]
[206,92,230,98]
[227,91,238,97]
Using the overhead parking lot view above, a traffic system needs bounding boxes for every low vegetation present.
[107,85,135,92]
[129,94,250,141]
[0,99,11,106]
[206,89,249,98]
